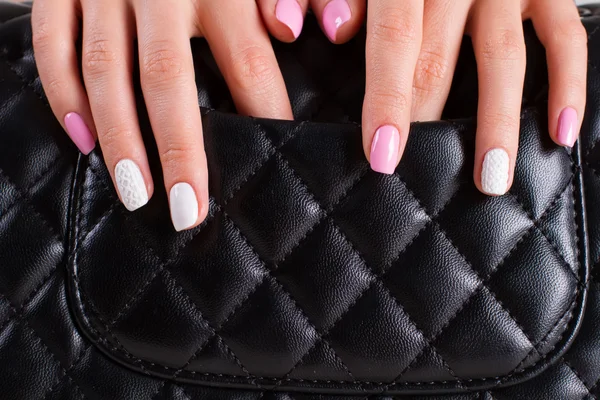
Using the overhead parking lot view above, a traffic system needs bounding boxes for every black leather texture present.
[1,2,600,398]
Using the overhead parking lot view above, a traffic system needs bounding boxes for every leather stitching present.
[68,117,583,388]
[39,346,92,400]
[0,293,85,399]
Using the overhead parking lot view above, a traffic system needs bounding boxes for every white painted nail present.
[114,159,149,211]
[169,183,199,231]
[481,148,510,196]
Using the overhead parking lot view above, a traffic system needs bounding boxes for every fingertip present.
[63,112,97,155]
[554,106,579,148]
[169,182,201,232]
[368,125,402,175]
[322,0,352,42]
[477,147,513,197]
[274,0,304,41]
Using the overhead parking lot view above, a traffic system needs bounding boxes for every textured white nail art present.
[170,183,198,231]
[115,159,149,211]
[481,149,510,196]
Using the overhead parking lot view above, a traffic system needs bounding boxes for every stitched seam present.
[7,312,86,398]
[0,153,63,221]
[39,346,91,400]
[180,387,194,400]
[392,174,578,387]
[0,167,63,243]
[273,149,466,384]
[82,119,304,328]
[69,110,582,387]
[565,360,594,390]
[221,211,356,382]
[510,190,581,284]
[257,126,453,384]
[385,178,569,385]
[0,258,60,337]
[81,164,219,327]
[149,381,167,400]
[72,125,581,388]
[162,268,253,378]
[0,52,49,106]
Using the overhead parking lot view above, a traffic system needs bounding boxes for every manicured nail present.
[63,112,96,155]
[323,0,352,42]
[276,0,304,39]
[370,125,400,175]
[114,159,149,212]
[557,107,578,147]
[481,148,510,196]
[169,183,199,231]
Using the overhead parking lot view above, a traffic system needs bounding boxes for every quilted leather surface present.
[0,2,599,398]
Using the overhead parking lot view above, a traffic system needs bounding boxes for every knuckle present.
[141,42,186,85]
[229,45,277,92]
[368,86,410,114]
[481,29,525,62]
[369,12,419,46]
[83,37,119,75]
[160,144,192,168]
[482,110,520,132]
[100,125,131,149]
[560,20,588,48]
[43,77,67,99]
[413,47,451,96]
[32,16,52,50]
[565,73,587,95]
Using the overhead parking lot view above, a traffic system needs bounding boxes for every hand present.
[32,0,294,231]
[299,0,586,195]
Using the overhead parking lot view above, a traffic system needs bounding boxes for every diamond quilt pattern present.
[0,2,599,399]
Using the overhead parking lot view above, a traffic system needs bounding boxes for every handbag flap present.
[68,109,587,395]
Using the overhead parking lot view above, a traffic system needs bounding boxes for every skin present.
[31,0,587,230]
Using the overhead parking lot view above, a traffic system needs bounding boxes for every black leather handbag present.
[1,2,600,399]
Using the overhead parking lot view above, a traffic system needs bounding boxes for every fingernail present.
[276,0,304,39]
[322,0,352,42]
[114,159,149,212]
[557,107,578,147]
[481,148,510,196]
[63,112,96,155]
[169,182,199,232]
[370,125,400,175]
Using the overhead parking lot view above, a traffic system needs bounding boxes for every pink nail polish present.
[557,107,578,147]
[276,0,304,39]
[64,113,96,155]
[322,0,352,42]
[370,125,400,175]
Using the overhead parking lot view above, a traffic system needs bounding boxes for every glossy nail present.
[114,159,149,212]
[481,148,510,196]
[323,0,351,42]
[557,107,578,147]
[170,183,199,231]
[276,0,304,39]
[370,125,400,175]
[64,112,96,155]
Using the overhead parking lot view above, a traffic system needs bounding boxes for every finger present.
[362,0,424,174]
[411,0,470,121]
[310,0,366,43]
[201,1,293,119]
[471,0,526,196]
[81,0,153,211]
[530,0,587,148]
[256,0,309,42]
[32,0,97,155]
[136,0,208,230]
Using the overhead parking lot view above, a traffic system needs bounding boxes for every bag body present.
[1,2,600,399]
